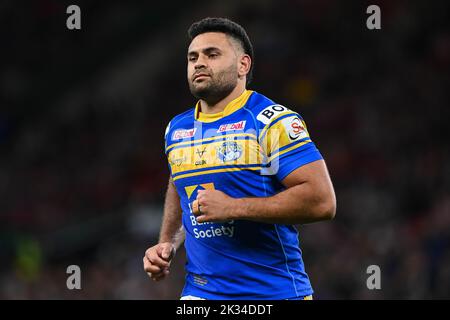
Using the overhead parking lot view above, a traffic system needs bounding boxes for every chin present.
[191,85,211,97]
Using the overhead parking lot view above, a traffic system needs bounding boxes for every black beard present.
[190,79,236,106]
[189,66,238,106]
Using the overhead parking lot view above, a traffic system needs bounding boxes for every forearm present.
[159,178,184,249]
[171,226,185,251]
[232,181,336,225]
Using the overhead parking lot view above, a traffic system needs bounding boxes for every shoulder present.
[245,91,304,129]
[164,108,195,140]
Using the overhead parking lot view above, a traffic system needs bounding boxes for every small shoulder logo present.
[256,105,288,125]
[282,116,308,141]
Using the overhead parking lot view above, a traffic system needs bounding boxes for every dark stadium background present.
[1,0,449,299]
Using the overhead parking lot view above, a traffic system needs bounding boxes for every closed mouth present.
[193,74,210,81]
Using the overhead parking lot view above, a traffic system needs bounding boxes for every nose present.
[194,54,207,70]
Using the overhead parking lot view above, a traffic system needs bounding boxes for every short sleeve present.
[258,110,323,181]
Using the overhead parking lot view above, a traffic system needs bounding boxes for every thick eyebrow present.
[187,46,222,57]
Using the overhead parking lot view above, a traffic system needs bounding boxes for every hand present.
[192,189,238,223]
[143,242,175,281]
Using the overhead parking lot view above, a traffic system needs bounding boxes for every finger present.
[148,271,163,281]
[145,252,169,268]
[152,270,169,281]
[145,250,169,268]
[149,268,169,280]
[146,269,163,278]
[161,244,174,260]
[143,257,163,273]
[196,214,208,224]
[192,199,200,215]
[144,263,163,274]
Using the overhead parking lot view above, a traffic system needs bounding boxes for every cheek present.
[215,61,236,77]
[187,65,192,77]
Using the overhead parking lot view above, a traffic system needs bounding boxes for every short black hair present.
[187,17,254,85]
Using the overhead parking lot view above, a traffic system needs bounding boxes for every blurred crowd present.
[1,0,449,299]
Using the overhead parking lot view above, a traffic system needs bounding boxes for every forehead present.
[188,32,233,52]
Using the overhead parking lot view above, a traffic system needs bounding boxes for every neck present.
[199,82,246,114]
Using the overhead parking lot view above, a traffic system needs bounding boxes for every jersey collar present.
[194,90,253,123]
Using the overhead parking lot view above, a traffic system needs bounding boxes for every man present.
[143,17,336,300]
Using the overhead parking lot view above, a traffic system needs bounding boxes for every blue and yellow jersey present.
[164,90,323,299]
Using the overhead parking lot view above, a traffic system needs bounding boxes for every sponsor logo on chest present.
[172,128,197,140]
[217,120,246,133]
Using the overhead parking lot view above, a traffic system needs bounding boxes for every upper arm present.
[167,177,179,198]
[282,159,336,220]
[282,159,334,193]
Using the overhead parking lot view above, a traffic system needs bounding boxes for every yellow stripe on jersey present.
[268,139,312,162]
[166,133,257,153]
[172,166,262,182]
[167,138,264,176]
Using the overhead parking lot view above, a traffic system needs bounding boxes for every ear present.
[238,54,251,79]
